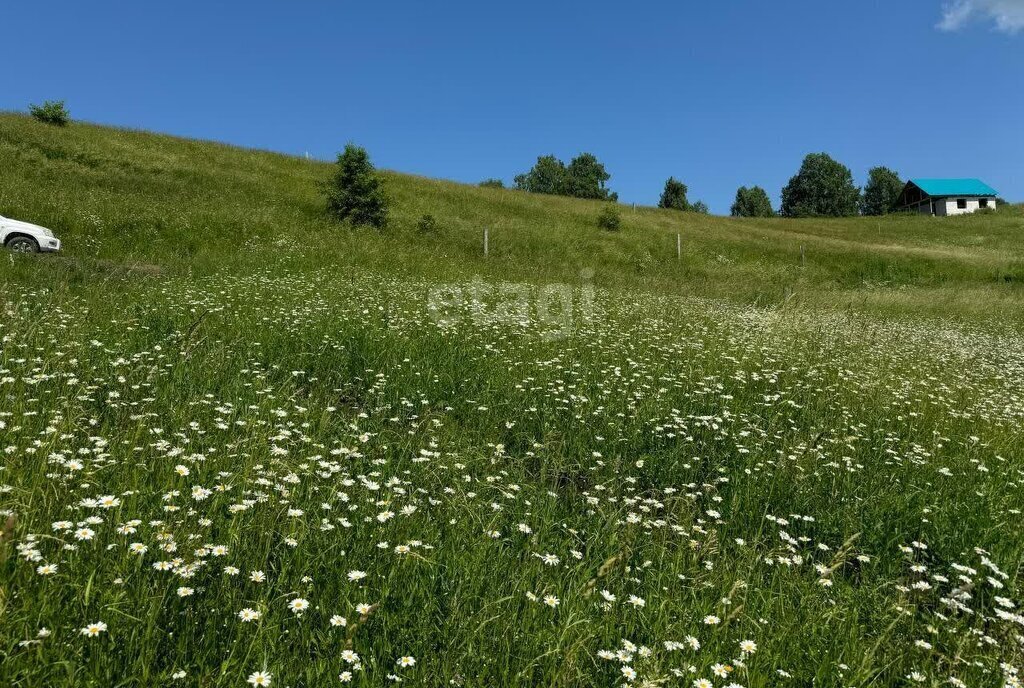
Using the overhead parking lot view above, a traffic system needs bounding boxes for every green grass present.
[2,113,1023,319]
[1,113,1024,687]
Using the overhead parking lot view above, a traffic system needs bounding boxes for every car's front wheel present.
[5,236,40,253]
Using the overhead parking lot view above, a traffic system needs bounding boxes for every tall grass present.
[1,112,1022,320]
[1,113,1023,687]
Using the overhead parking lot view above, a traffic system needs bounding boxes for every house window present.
[956,199,967,209]
[979,198,989,208]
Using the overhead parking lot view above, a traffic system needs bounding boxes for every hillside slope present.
[1,112,1022,320]
[3,114,1024,687]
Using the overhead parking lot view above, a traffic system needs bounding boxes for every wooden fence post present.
[800,244,805,267]
[677,233,682,261]
[484,228,489,257]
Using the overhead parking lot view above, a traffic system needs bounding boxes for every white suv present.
[1,214,61,253]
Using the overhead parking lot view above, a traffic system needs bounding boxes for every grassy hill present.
[2,114,1024,687]
[1,113,1022,321]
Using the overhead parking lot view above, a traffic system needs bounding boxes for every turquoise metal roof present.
[910,178,998,197]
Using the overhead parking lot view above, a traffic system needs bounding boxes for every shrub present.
[29,100,70,126]
[323,144,388,228]
[658,177,689,211]
[597,205,622,231]
[416,213,439,233]
[690,201,710,215]
[479,178,505,189]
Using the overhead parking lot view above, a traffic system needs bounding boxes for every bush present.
[597,205,622,231]
[416,213,439,233]
[323,144,388,228]
[479,178,505,189]
[690,201,710,215]
[29,100,70,126]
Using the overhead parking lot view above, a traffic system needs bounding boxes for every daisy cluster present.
[1,270,1023,686]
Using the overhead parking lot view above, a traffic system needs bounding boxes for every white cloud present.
[938,0,1024,33]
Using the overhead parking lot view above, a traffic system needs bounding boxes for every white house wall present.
[939,197,994,216]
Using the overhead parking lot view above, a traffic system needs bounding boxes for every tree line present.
[319,145,961,231]
[678,153,904,218]
[778,153,904,218]
[500,155,711,213]
[498,151,909,218]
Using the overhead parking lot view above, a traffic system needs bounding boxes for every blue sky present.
[3,0,1022,212]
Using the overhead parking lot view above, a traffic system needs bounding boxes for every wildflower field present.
[2,114,1024,687]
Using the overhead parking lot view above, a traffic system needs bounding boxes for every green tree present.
[323,144,389,228]
[479,178,505,189]
[29,100,70,126]
[730,186,774,217]
[658,177,690,211]
[859,167,903,216]
[780,153,860,217]
[514,153,617,200]
[514,155,568,195]
[565,153,616,201]
[691,201,710,215]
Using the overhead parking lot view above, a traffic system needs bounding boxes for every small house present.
[895,178,999,216]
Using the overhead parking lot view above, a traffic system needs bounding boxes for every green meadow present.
[2,112,1024,687]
